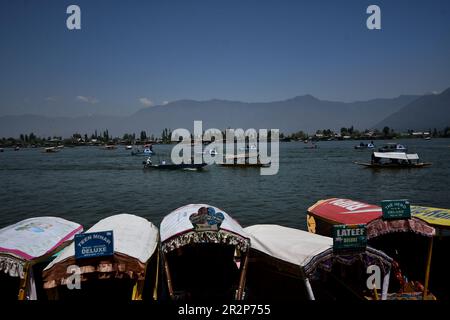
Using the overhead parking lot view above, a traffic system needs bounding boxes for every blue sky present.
[1,0,450,116]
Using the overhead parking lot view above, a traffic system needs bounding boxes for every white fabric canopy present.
[0,217,82,261]
[373,152,419,160]
[160,204,248,242]
[244,224,332,267]
[44,214,158,270]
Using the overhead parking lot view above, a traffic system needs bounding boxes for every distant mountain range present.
[0,88,449,138]
[375,87,450,131]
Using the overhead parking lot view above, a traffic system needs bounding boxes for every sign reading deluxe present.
[75,231,114,259]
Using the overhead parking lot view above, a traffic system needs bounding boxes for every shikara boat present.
[131,145,154,156]
[0,217,83,300]
[355,152,432,168]
[411,205,450,300]
[378,143,407,153]
[220,154,270,168]
[244,225,393,301]
[43,147,59,153]
[160,204,250,301]
[42,214,159,300]
[307,198,437,300]
[354,142,375,149]
[143,161,207,170]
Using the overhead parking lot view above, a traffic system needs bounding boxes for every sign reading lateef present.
[333,224,367,251]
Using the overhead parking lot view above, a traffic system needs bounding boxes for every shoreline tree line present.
[1,126,450,148]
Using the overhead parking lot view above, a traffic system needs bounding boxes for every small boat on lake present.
[220,154,270,168]
[196,148,219,156]
[354,142,375,149]
[131,144,154,156]
[0,217,83,300]
[355,152,432,168]
[378,143,407,153]
[238,144,257,152]
[160,204,250,301]
[125,145,133,150]
[143,158,206,170]
[103,145,117,150]
[43,147,59,153]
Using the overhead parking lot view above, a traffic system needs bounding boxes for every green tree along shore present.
[1,126,450,148]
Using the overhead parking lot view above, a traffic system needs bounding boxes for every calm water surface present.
[1,139,449,230]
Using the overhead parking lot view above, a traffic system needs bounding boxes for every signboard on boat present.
[75,231,114,259]
[381,200,411,220]
[333,224,367,252]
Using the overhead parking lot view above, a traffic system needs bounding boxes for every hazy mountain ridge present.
[375,88,450,131]
[0,93,434,138]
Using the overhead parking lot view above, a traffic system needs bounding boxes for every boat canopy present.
[308,198,435,238]
[308,198,382,225]
[244,225,392,277]
[224,153,258,160]
[0,217,82,278]
[411,206,450,229]
[160,204,250,254]
[43,214,159,289]
[373,152,419,160]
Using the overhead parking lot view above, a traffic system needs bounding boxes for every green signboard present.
[381,200,411,220]
[333,224,367,252]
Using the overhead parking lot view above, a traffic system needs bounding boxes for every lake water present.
[1,139,449,230]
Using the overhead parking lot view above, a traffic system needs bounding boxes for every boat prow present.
[144,162,207,170]
[354,161,432,168]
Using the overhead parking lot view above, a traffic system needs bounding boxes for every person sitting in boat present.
[161,160,166,165]
[146,157,152,165]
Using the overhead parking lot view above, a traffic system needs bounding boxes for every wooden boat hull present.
[219,163,269,168]
[144,163,207,170]
[355,162,432,168]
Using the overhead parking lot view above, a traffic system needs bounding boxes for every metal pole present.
[423,237,434,300]
[381,271,390,300]
[163,253,175,299]
[304,277,315,300]
[236,251,249,300]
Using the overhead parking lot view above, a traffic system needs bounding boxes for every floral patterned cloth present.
[0,255,25,278]
[162,230,250,253]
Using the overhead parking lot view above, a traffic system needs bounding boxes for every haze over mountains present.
[375,87,450,131]
[0,88,449,138]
